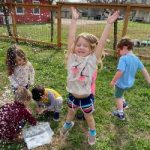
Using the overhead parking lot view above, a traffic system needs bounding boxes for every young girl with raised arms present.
[6,45,35,93]
[60,7,119,145]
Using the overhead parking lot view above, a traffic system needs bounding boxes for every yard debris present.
[0,86,13,107]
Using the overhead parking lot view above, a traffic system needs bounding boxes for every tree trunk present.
[2,4,12,36]
[50,10,54,42]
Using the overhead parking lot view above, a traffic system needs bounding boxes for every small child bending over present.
[6,45,35,93]
[0,87,37,141]
[32,86,63,121]
[110,38,150,120]
[60,7,119,145]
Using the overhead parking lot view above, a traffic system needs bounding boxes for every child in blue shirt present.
[110,38,150,120]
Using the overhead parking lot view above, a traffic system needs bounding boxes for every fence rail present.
[0,2,150,58]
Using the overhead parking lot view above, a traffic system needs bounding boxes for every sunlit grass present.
[0,20,150,51]
[0,41,150,149]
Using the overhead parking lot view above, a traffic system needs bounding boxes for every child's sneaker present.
[88,129,96,145]
[53,112,59,121]
[112,110,125,120]
[123,101,128,109]
[60,121,74,136]
[88,134,96,145]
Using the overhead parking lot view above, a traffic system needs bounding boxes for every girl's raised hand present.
[71,7,79,20]
[107,10,120,24]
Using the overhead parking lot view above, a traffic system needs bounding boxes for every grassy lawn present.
[0,40,150,150]
[0,20,150,51]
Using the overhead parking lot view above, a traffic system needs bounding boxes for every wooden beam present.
[122,5,131,37]
[57,3,62,48]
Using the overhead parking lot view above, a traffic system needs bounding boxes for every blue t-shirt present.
[116,53,144,89]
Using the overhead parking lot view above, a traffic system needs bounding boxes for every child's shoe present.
[88,135,96,145]
[88,130,96,145]
[112,110,125,120]
[53,112,59,121]
[123,101,128,109]
[60,121,74,136]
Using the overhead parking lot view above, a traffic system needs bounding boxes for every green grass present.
[0,41,150,150]
[0,20,150,51]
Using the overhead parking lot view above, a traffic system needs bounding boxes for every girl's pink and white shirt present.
[67,53,97,96]
[9,61,35,88]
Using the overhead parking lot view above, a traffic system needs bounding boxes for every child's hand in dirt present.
[36,107,47,114]
[35,107,42,113]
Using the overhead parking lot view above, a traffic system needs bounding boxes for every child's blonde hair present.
[73,33,98,52]
[67,32,105,70]
[15,87,32,102]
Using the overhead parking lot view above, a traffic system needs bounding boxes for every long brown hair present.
[6,45,27,76]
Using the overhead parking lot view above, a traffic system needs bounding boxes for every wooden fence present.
[0,2,150,58]
[0,3,61,47]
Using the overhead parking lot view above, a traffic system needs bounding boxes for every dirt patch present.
[133,132,150,140]
[31,134,69,150]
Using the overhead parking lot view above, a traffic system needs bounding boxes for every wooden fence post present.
[122,5,131,37]
[57,3,62,48]
[10,3,18,42]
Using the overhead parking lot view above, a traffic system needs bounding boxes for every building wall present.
[0,0,51,24]
[126,0,150,22]
[128,0,150,3]
[16,0,51,24]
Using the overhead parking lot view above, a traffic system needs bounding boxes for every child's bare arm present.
[8,75,18,88]
[28,62,35,86]
[67,7,79,55]
[95,11,119,60]
[141,67,150,84]
[110,70,123,87]
[36,107,45,114]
